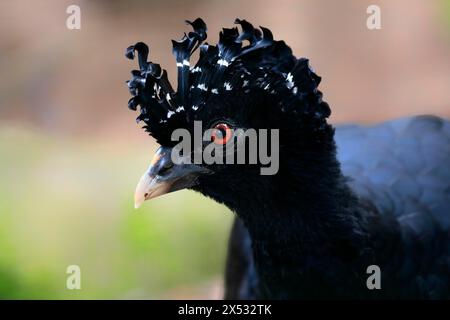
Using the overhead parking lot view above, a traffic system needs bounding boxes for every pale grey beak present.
[134,146,210,208]
[134,172,171,208]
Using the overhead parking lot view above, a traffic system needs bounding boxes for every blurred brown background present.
[0,0,449,299]
[1,0,449,138]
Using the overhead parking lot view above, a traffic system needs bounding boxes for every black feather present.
[125,18,326,145]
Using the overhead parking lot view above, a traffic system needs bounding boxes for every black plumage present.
[125,18,450,299]
[225,115,450,299]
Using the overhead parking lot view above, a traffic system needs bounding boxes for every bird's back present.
[335,115,450,229]
[335,115,450,298]
[225,115,450,299]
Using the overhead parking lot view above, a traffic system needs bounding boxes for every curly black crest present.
[126,18,330,145]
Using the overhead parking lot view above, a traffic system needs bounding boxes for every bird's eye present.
[211,123,232,145]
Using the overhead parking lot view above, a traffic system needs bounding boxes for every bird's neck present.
[232,133,373,298]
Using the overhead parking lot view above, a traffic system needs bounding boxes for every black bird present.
[125,18,450,299]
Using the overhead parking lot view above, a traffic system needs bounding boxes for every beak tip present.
[134,197,144,209]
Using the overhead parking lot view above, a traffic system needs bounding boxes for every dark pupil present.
[217,128,226,139]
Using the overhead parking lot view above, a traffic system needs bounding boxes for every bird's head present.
[126,18,331,210]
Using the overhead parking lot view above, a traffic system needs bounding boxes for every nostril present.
[144,193,149,198]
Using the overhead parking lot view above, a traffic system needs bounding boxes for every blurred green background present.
[0,0,449,299]
[0,128,231,298]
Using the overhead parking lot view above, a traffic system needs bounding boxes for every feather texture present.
[125,18,329,145]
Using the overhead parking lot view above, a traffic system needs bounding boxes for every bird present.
[125,18,450,299]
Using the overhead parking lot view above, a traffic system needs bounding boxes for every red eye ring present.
[211,123,232,145]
